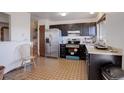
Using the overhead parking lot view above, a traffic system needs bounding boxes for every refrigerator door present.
[45,29,61,58]
[45,38,51,57]
[45,32,51,57]
[50,30,60,58]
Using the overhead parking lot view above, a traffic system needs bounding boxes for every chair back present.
[18,43,31,60]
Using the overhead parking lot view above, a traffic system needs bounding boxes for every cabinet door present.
[81,23,89,36]
[89,23,97,36]
[68,23,81,31]
[60,44,66,58]
[79,44,86,60]
[60,25,68,36]
[50,25,59,29]
[81,23,96,36]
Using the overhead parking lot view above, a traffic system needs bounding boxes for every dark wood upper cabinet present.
[67,23,81,31]
[60,25,68,36]
[80,23,89,36]
[81,23,96,36]
[49,23,96,36]
[89,23,97,36]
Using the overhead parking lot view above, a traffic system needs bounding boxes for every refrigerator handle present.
[49,34,52,41]
[49,41,51,46]
[49,34,52,46]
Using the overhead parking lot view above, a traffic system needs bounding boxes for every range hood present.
[67,30,80,36]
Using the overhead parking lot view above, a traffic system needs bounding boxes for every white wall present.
[0,13,31,73]
[8,12,31,42]
[0,42,30,73]
[105,13,124,49]
[105,13,124,69]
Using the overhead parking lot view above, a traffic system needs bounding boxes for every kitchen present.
[36,12,123,80]
[0,12,124,80]
[1,0,124,93]
[45,23,96,60]
[37,12,98,60]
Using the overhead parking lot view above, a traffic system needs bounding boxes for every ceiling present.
[31,12,98,21]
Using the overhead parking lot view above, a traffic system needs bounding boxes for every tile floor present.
[4,57,87,80]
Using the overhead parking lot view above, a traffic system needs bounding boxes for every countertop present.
[86,45,123,56]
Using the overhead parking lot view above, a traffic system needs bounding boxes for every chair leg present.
[24,63,27,71]
[21,60,24,66]
[21,60,27,72]
[32,58,36,68]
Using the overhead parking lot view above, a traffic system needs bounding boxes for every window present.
[97,14,106,41]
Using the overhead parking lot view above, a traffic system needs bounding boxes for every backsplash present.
[61,36,95,44]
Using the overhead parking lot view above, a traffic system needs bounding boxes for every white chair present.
[18,43,36,70]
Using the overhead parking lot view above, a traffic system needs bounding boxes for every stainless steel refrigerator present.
[45,29,61,58]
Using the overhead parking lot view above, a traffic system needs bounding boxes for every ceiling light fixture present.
[90,12,95,14]
[59,12,67,16]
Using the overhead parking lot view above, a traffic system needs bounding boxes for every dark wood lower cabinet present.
[79,44,86,60]
[60,44,66,58]
[86,54,122,80]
